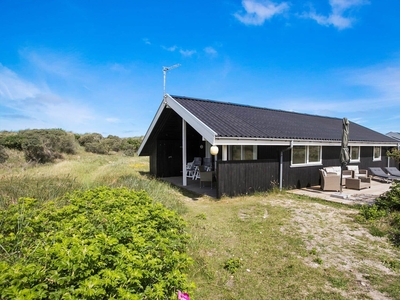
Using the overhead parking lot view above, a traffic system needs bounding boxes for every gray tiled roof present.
[172,95,396,143]
[387,132,400,141]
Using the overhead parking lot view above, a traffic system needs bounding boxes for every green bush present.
[78,133,103,147]
[0,187,193,299]
[358,204,387,221]
[389,212,400,247]
[12,129,77,163]
[84,142,109,154]
[0,145,8,163]
[375,182,400,212]
[0,132,25,151]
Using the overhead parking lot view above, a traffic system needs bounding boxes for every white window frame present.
[373,146,381,161]
[350,146,360,163]
[229,145,257,160]
[291,145,322,167]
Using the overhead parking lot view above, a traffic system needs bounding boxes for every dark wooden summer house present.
[138,95,398,198]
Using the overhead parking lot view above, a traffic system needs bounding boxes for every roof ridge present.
[170,94,343,122]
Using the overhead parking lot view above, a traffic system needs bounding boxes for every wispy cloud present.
[179,49,196,57]
[302,0,369,30]
[204,47,218,57]
[234,0,289,25]
[162,45,197,57]
[162,45,178,52]
[0,64,40,100]
[348,64,400,102]
[142,38,151,45]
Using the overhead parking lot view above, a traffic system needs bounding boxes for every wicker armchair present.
[319,169,340,191]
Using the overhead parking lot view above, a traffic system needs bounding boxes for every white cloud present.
[0,61,95,131]
[234,0,289,25]
[162,45,178,52]
[348,65,400,102]
[0,64,40,100]
[303,0,369,30]
[179,49,196,57]
[204,47,218,57]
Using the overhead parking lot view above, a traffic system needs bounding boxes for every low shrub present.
[0,145,8,163]
[84,142,109,154]
[375,182,400,212]
[0,187,193,299]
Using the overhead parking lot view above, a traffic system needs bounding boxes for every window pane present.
[232,145,241,160]
[374,147,381,159]
[293,146,306,164]
[309,146,321,162]
[351,147,359,160]
[244,145,253,160]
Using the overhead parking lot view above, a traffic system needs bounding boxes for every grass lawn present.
[1,150,399,299]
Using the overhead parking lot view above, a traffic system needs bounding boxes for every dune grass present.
[1,151,399,299]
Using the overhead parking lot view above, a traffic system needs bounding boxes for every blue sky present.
[1,0,400,137]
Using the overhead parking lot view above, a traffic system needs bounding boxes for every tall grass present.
[0,151,186,214]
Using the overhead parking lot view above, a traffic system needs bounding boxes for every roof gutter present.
[280,140,294,191]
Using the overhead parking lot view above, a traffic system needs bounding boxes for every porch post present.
[222,145,227,161]
[182,119,187,186]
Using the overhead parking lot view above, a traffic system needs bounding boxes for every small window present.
[229,145,257,160]
[292,146,322,166]
[373,146,381,161]
[350,146,360,162]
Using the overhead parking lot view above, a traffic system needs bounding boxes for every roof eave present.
[166,94,217,144]
[138,100,166,156]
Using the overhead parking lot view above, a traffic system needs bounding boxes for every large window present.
[230,145,257,160]
[350,146,360,162]
[292,146,321,166]
[373,146,381,161]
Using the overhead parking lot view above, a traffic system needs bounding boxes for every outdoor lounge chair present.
[347,165,368,178]
[368,167,399,182]
[385,167,400,178]
[319,169,340,191]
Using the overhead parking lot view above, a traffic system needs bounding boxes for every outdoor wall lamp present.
[210,145,219,156]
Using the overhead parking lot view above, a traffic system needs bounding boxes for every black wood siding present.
[215,145,391,198]
[216,159,280,198]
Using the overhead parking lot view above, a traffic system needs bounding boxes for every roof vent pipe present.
[279,140,294,191]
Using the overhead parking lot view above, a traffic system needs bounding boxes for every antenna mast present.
[163,64,180,99]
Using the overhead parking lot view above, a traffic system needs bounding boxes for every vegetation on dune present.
[0,129,143,164]
[0,134,399,299]
[357,181,400,247]
[0,187,193,299]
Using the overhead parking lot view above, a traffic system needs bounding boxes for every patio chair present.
[368,167,399,183]
[191,157,203,180]
[203,157,212,169]
[347,165,368,178]
[385,167,400,178]
[199,169,214,189]
[319,169,340,191]
[186,161,195,178]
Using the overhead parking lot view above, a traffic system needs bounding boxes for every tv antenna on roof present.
[163,64,180,98]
